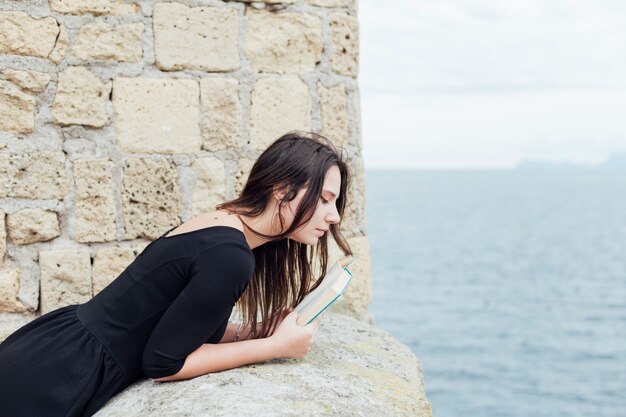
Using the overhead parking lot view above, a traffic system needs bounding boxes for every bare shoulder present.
[202,209,244,232]
[168,210,244,237]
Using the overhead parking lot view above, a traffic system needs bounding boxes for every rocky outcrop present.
[97,313,432,417]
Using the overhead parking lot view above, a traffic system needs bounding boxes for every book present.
[294,254,357,326]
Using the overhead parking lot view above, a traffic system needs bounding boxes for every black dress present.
[0,225,255,417]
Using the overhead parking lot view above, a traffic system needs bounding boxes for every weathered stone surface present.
[0,310,36,342]
[0,11,59,58]
[0,211,5,267]
[49,24,69,64]
[0,80,35,133]
[238,0,296,3]
[122,157,181,240]
[352,86,362,148]
[39,249,91,314]
[307,0,351,7]
[329,13,358,77]
[51,67,110,128]
[7,208,61,245]
[73,21,144,62]
[245,10,323,74]
[234,157,255,197]
[354,157,366,226]
[3,69,51,94]
[113,77,201,154]
[0,265,27,313]
[329,235,371,317]
[49,0,115,14]
[110,1,142,15]
[200,78,241,152]
[153,3,239,72]
[318,82,349,147]
[0,151,69,199]
[190,157,226,218]
[92,247,135,295]
[97,313,432,417]
[249,77,311,151]
[74,158,117,243]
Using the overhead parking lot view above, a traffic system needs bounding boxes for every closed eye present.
[320,197,330,205]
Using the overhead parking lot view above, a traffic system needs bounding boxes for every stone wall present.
[0,0,368,320]
[0,2,432,414]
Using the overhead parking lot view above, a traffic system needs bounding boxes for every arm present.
[218,308,292,343]
[155,337,279,381]
[218,321,253,344]
[141,241,255,380]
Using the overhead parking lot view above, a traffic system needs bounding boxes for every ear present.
[272,183,288,201]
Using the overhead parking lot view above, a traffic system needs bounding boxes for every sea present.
[364,170,626,417]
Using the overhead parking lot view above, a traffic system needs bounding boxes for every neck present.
[235,206,282,250]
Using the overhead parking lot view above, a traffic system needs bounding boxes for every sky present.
[359,0,626,169]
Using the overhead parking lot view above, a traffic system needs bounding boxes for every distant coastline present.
[515,153,626,171]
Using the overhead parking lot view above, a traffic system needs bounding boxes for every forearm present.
[219,321,253,343]
[154,337,279,382]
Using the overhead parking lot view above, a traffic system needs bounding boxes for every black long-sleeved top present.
[76,225,255,381]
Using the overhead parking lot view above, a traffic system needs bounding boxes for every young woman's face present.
[282,165,342,245]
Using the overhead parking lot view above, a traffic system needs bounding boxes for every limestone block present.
[0,266,27,313]
[0,211,5,267]
[1,151,69,200]
[341,180,358,233]
[39,249,91,314]
[0,154,7,198]
[113,77,201,154]
[249,77,311,151]
[122,157,181,241]
[327,234,371,318]
[7,208,61,245]
[200,78,241,152]
[354,157,366,226]
[92,247,135,295]
[352,86,362,148]
[49,24,69,64]
[0,311,36,343]
[110,2,142,15]
[307,0,351,6]
[234,157,255,197]
[245,10,323,74]
[49,0,115,14]
[74,159,117,243]
[51,67,110,128]
[0,80,35,133]
[190,157,227,218]
[153,3,239,72]
[3,69,51,94]
[318,82,349,147]
[329,12,359,77]
[73,21,144,62]
[236,0,296,3]
[0,11,59,58]
[97,313,433,417]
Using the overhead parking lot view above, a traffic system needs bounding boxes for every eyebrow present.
[323,190,338,198]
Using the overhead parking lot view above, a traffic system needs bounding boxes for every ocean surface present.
[364,170,626,417]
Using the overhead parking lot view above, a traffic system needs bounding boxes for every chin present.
[290,234,319,246]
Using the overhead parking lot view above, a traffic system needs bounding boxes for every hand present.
[269,310,320,359]
[265,308,293,338]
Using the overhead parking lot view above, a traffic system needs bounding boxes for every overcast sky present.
[359,0,626,169]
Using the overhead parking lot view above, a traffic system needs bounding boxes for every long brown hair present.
[216,131,353,339]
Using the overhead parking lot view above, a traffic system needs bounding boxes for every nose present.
[326,204,341,225]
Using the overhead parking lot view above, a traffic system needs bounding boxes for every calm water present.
[365,170,626,417]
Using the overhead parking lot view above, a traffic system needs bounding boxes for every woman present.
[0,131,353,416]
